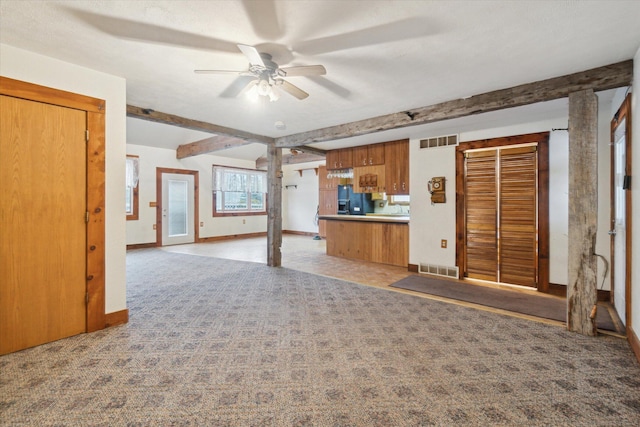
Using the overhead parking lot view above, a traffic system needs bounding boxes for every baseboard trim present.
[629,325,640,364]
[199,232,267,243]
[283,230,317,237]
[105,309,128,328]
[408,263,419,273]
[127,242,157,250]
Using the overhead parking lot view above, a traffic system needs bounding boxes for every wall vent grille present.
[418,263,459,279]
[419,134,458,149]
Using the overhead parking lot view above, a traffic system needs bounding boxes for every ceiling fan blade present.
[280,65,327,77]
[219,76,258,98]
[64,8,238,53]
[293,17,434,55]
[277,80,309,100]
[241,0,283,40]
[238,44,265,66]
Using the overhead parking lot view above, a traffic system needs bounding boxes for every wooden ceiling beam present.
[256,152,325,170]
[176,135,252,159]
[127,105,274,145]
[274,60,633,147]
[290,145,326,157]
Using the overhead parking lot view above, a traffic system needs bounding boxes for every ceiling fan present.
[195,44,326,101]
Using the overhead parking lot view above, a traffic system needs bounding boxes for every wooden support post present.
[267,144,282,267]
[567,89,598,336]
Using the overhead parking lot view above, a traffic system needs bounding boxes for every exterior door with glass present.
[610,94,631,326]
[161,172,195,246]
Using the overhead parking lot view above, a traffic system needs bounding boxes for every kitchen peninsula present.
[318,214,409,267]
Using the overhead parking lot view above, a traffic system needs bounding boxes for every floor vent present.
[419,134,458,149]
[418,263,459,279]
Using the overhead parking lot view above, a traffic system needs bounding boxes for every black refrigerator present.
[337,184,374,215]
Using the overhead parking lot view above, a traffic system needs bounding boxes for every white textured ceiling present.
[1,1,639,161]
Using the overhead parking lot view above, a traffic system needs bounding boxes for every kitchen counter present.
[318,215,409,267]
[318,214,410,224]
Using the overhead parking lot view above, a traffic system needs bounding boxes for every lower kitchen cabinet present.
[324,219,408,267]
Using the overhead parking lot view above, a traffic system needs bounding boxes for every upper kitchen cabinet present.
[326,148,353,170]
[318,165,340,190]
[385,140,410,195]
[353,144,385,166]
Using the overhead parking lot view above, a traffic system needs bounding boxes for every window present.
[126,155,139,220]
[389,195,410,205]
[213,165,267,216]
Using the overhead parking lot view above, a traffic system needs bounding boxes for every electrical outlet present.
[200,222,204,227]
[153,224,156,230]
[441,239,447,248]
[243,219,246,224]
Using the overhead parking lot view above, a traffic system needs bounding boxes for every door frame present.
[156,167,199,246]
[0,76,106,332]
[610,94,632,328]
[455,132,550,292]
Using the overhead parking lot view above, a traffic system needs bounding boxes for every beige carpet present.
[1,249,639,426]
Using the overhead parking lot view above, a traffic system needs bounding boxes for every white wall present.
[0,44,127,314]
[282,162,322,234]
[125,144,267,244]
[126,146,324,242]
[632,47,639,338]
[409,103,614,289]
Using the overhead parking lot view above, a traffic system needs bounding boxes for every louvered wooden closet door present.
[463,146,537,287]
[464,150,498,281]
[499,147,537,286]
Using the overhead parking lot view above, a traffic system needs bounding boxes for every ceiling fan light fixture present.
[268,86,280,102]
[257,79,271,96]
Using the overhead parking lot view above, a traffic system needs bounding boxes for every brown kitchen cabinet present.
[318,166,338,237]
[353,143,385,167]
[323,218,408,267]
[326,148,353,170]
[353,165,385,193]
[385,139,410,195]
[318,165,340,190]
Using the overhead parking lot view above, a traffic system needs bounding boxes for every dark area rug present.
[390,275,619,332]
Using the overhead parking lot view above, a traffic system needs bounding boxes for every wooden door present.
[1,95,87,354]
[499,146,538,286]
[464,150,498,281]
[463,145,538,286]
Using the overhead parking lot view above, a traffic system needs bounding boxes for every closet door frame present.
[455,132,550,292]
